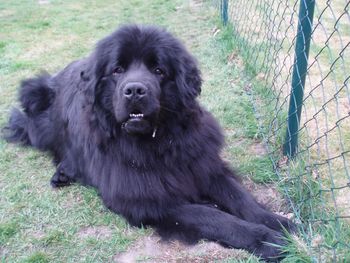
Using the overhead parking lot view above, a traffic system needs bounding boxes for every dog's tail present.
[3,108,31,145]
[19,74,55,117]
[3,74,55,145]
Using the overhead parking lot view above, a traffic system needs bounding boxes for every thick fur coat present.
[4,25,295,261]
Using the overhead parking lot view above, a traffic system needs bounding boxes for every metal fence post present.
[221,0,228,26]
[283,0,315,157]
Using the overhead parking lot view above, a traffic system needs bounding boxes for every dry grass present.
[114,234,251,263]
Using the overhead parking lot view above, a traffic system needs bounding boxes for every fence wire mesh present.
[217,0,350,261]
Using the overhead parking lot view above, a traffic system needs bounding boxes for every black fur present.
[4,25,295,261]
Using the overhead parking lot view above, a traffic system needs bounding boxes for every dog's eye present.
[154,67,164,76]
[113,66,125,75]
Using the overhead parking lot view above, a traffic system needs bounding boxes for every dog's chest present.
[88,149,198,200]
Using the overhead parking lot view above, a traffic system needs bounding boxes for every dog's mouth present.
[128,112,145,121]
[122,110,156,137]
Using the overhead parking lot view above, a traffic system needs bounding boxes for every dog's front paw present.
[277,215,297,234]
[250,226,286,262]
[50,170,71,188]
[261,211,297,234]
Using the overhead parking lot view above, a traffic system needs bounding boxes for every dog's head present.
[88,25,201,137]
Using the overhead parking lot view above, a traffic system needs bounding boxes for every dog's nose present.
[123,83,147,99]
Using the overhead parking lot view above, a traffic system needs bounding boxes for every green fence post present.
[221,0,228,26]
[283,0,315,157]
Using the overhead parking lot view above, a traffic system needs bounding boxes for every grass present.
[0,0,286,262]
[221,0,350,261]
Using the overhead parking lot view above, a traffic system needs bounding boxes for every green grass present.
[220,1,350,261]
[23,252,50,263]
[0,0,295,262]
[0,221,18,245]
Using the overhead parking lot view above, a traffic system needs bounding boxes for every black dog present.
[4,25,294,261]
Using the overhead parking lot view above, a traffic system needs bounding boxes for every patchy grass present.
[221,0,350,261]
[0,221,18,245]
[0,0,293,262]
[23,252,50,263]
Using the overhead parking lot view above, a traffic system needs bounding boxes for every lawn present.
[221,0,350,261]
[1,1,293,262]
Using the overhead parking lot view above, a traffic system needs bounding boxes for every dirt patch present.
[243,178,291,215]
[61,190,84,209]
[250,141,268,156]
[189,0,203,8]
[77,226,112,239]
[113,234,249,263]
[227,51,244,69]
[31,230,46,239]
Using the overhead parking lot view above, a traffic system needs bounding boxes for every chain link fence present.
[217,0,350,261]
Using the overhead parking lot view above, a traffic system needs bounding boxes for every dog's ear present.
[80,42,112,104]
[80,68,116,140]
[93,41,112,80]
[80,42,117,139]
[79,66,97,105]
[92,83,117,140]
[175,53,202,106]
[81,32,116,82]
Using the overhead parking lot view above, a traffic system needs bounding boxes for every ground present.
[0,0,292,262]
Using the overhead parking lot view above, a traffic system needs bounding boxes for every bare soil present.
[77,226,113,239]
[113,234,249,263]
